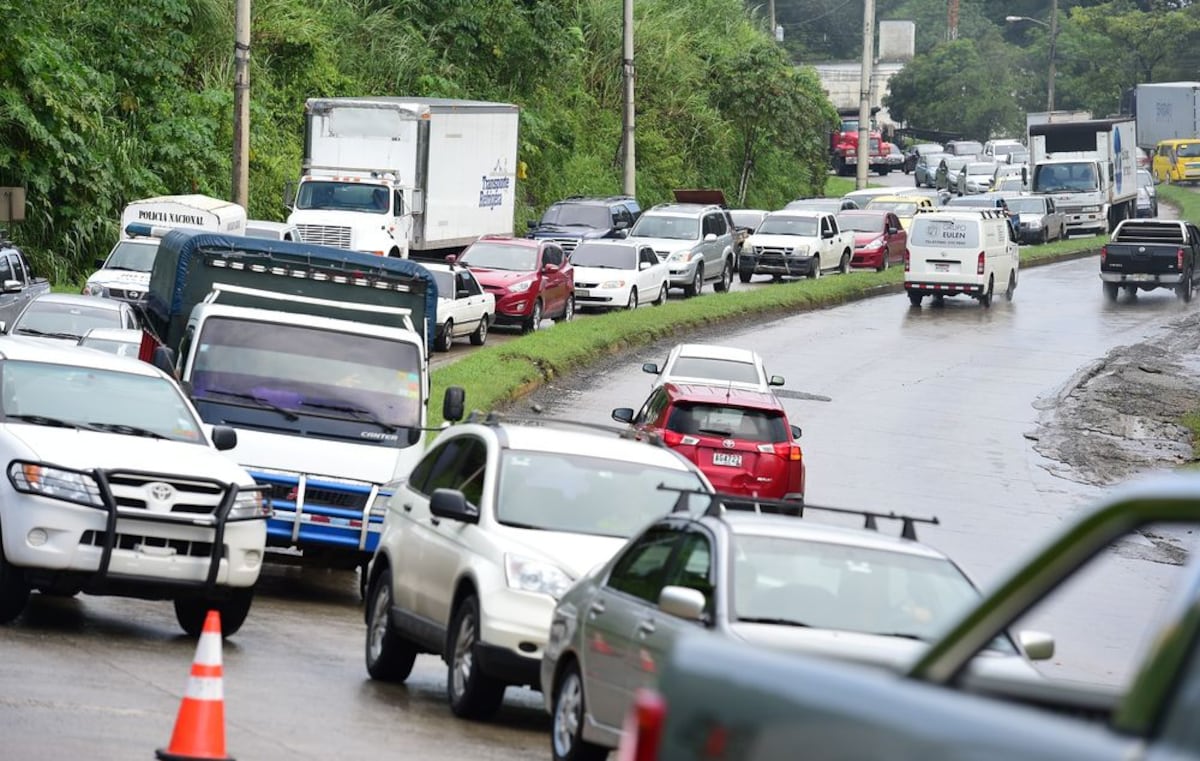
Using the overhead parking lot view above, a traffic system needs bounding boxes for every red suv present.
[612,383,805,503]
[455,236,574,332]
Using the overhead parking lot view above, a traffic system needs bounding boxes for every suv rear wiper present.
[299,400,397,433]
[200,387,300,422]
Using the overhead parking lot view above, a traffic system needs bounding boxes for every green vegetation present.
[1183,410,1200,461]
[0,0,836,283]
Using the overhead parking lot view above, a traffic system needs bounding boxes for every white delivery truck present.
[1135,81,1200,150]
[1028,118,1138,235]
[83,195,246,304]
[286,97,520,260]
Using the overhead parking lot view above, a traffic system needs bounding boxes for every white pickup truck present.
[0,338,268,637]
[737,210,854,281]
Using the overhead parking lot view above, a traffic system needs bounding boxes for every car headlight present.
[505,553,574,599]
[859,236,884,250]
[8,462,103,508]
[1081,206,1101,213]
[508,280,534,293]
[81,283,108,297]
[600,279,626,289]
[229,488,271,520]
[789,246,809,257]
[667,249,695,263]
[1027,219,1044,227]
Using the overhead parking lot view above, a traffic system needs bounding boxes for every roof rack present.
[658,485,939,541]
[462,409,668,448]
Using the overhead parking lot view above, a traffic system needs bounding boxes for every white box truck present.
[1028,118,1138,235]
[83,194,246,304]
[1135,81,1200,150]
[286,97,520,260]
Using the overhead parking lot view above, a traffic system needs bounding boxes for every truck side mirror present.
[1,280,20,294]
[442,386,466,423]
[151,346,177,378]
[210,426,238,451]
[283,181,297,209]
[1021,167,1028,185]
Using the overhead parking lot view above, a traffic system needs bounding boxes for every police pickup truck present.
[1100,218,1200,302]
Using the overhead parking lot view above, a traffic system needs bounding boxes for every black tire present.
[522,300,543,334]
[625,287,638,311]
[1005,272,1016,302]
[838,250,851,275]
[738,268,753,283]
[0,527,30,624]
[560,295,575,322]
[365,573,418,682]
[980,275,994,308]
[714,260,733,292]
[469,316,488,346]
[808,256,821,280]
[174,588,253,638]
[447,595,506,720]
[1041,229,1048,245]
[683,266,703,298]
[1125,285,1139,299]
[876,251,889,273]
[551,660,609,761]
[1177,268,1194,303]
[437,321,454,353]
[908,291,923,307]
[1103,282,1119,301]
[654,283,668,306]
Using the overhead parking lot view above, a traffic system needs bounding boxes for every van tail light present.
[1100,245,1107,265]
[1178,248,1186,270]
[904,249,910,272]
[977,251,986,275]
[617,689,666,761]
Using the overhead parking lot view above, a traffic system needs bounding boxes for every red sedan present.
[837,210,908,272]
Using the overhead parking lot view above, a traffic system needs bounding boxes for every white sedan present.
[423,263,495,352]
[571,240,668,311]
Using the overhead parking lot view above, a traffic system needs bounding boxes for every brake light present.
[1100,245,1107,265]
[977,251,986,275]
[771,442,803,461]
[904,249,910,272]
[1178,247,1185,270]
[617,689,666,761]
[661,430,698,447]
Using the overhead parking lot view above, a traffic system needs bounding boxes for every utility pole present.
[622,0,635,197]
[768,0,776,36]
[1048,0,1058,112]
[856,0,875,190]
[947,0,959,41]
[232,0,250,208]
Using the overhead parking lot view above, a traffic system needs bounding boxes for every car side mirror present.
[615,219,629,230]
[1018,630,1055,661]
[703,233,718,242]
[1021,167,1028,185]
[442,386,466,423]
[790,425,802,440]
[543,262,560,274]
[526,220,537,230]
[888,226,900,235]
[210,426,238,451]
[642,362,660,375]
[615,229,630,239]
[445,254,458,265]
[768,375,785,387]
[611,407,635,424]
[430,488,479,524]
[1,280,20,294]
[0,321,6,334]
[151,346,177,377]
[658,586,706,621]
[639,260,652,270]
[94,258,106,268]
[822,230,835,239]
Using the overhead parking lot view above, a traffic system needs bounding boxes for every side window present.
[616,208,634,228]
[828,216,839,235]
[640,247,657,267]
[821,217,832,236]
[607,527,680,603]
[9,254,26,283]
[393,190,405,216]
[455,272,470,298]
[423,437,489,505]
[461,270,483,297]
[0,255,13,284]
[544,245,563,267]
[712,213,727,236]
[663,531,714,613]
[409,439,465,497]
[634,388,665,425]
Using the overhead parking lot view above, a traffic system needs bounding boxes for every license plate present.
[934,262,950,272]
[575,289,590,297]
[1129,273,1155,282]
[712,452,742,467]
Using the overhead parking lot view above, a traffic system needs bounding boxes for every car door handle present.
[402,503,413,513]
[588,600,606,618]
[636,619,656,637]
[430,516,440,527]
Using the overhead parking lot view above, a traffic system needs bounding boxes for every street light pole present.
[232,0,250,208]
[622,0,635,197]
[856,0,875,190]
[1047,0,1057,112]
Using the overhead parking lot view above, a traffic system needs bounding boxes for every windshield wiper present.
[14,327,82,340]
[869,632,928,641]
[5,414,84,429]
[737,617,812,628]
[200,388,300,421]
[84,422,166,439]
[299,401,397,433]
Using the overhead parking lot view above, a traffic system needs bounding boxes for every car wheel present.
[877,252,889,273]
[626,287,638,311]
[561,295,575,322]
[552,660,608,761]
[654,283,668,306]
[683,266,703,298]
[1041,229,1048,245]
[714,259,732,292]
[365,573,418,682]
[437,321,454,352]
[808,256,821,280]
[839,250,851,275]
[907,291,923,307]
[1125,285,1139,299]
[1103,282,1119,301]
[1005,272,1016,302]
[1177,268,1194,302]
[173,588,253,638]
[523,300,543,333]
[470,316,488,346]
[447,594,506,719]
[0,526,30,624]
[980,275,994,308]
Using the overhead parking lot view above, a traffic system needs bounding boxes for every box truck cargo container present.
[1029,119,1138,235]
[1134,81,1200,150]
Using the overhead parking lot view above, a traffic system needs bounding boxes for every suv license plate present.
[934,262,950,273]
[712,452,742,467]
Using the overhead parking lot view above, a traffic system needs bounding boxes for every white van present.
[83,195,247,303]
[904,209,1019,307]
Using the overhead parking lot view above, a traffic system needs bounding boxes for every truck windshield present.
[540,204,611,228]
[105,240,159,272]
[1005,198,1046,215]
[756,216,819,237]
[1033,163,1098,193]
[294,181,390,215]
[189,317,422,432]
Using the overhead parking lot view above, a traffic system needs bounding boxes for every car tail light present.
[770,442,803,461]
[617,689,666,761]
[1178,248,1185,270]
[1100,245,1107,265]
[661,430,699,447]
[977,251,986,275]
[904,249,910,272]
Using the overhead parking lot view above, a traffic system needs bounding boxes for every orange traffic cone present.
[156,610,235,761]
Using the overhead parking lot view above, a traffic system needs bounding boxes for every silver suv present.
[627,204,736,297]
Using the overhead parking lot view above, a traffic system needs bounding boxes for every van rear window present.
[911,218,979,248]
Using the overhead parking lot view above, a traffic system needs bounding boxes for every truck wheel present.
[979,276,995,308]
[1005,272,1016,302]
[907,291,923,307]
[447,594,506,720]
[839,250,851,275]
[470,316,488,346]
[174,588,253,638]
[0,527,30,624]
[683,266,703,298]
[552,660,608,761]
[714,260,733,292]
[523,300,543,333]
[1177,269,1194,302]
[437,321,454,352]
[738,268,753,283]
[1103,282,1119,301]
[365,573,417,682]
[808,256,821,280]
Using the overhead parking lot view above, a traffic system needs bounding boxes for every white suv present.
[641,343,784,392]
[363,416,712,719]
[0,338,268,636]
[626,204,736,297]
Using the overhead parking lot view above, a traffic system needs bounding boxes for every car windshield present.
[459,242,537,272]
[495,451,707,537]
[294,181,390,214]
[666,403,788,443]
[78,337,140,357]
[731,535,1011,648]
[12,301,121,340]
[1177,142,1200,158]
[668,356,761,385]
[836,213,884,233]
[967,165,994,177]
[630,214,699,241]
[0,360,203,444]
[995,178,1025,192]
[1005,198,1046,215]
[992,143,1022,156]
[952,141,984,155]
[570,244,637,269]
[104,240,158,272]
[1033,162,1098,193]
[540,203,612,228]
[729,211,766,230]
[1138,170,1155,188]
[189,317,422,432]
[785,200,839,212]
[866,201,917,216]
[756,216,819,236]
[947,158,971,170]
[911,217,981,248]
